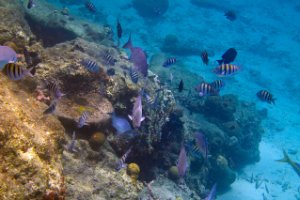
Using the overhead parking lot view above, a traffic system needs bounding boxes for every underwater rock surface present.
[138,176,201,200]
[63,139,142,199]
[0,76,65,199]
[23,0,112,47]
[0,0,33,48]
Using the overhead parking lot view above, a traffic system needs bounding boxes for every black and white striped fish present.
[195,82,218,97]
[210,80,225,90]
[2,63,33,81]
[162,57,176,68]
[43,100,57,115]
[257,90,276,104]
[129,68,139,83]
[103,52,116,66]
[77,111,89,128]
[115,147,132,171]
[85,1,97,13]
[213,64,240,76]
[80,59,100,73]
[43,80,64,100]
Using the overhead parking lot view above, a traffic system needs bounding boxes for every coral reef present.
[168,166,180,181]
[138,176,201,200]
[63,138,142,199]
[89,132,106,150]
[23,0,112,47]
[127,163,141,184]
[0,0,33,48]
[0,0,268,198]
[132,0,169,18]
[0,76,65,199]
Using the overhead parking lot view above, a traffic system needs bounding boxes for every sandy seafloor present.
[53,0,300,199]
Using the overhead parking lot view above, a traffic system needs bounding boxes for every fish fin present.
[141,116,145,122]
[271,98,276,105]
[217,59,223,65]
[128,115,133,121]
[123,33,132,49]
[276,149,289,163]
[25,67,34,77]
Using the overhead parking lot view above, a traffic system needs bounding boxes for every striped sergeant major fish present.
[80,59,100,73]
[77,111,89,128]
[162,57,176,67]
[209,79,225,91]
[129,68,139,84]
[2,63,33,81]
[42,80,65,100]
[213,64,240,76]
[85,1,97,13]
[195,82,218,97]
[256,90,276,104]
[277,149,300,177]
[115,147,132,171]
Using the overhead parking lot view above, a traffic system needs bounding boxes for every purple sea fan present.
[177,145,188,178]
[194,131,208,159]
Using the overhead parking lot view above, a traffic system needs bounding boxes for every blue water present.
[49,0,300,199]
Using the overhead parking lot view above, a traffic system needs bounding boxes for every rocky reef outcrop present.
[0,0,268,199]
[63,138,142,199]
[132,0,169,18]
[139,176,201,200]
[0,75,65,199]
[23,0,111,47]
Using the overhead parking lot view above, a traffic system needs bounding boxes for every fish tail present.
[123,33,132,49]
[25,67,34,77]
[276,149,290,163]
